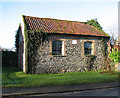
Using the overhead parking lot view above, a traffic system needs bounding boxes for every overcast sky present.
[0,0,119,49]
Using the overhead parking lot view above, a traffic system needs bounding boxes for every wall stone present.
[33,34,109,74]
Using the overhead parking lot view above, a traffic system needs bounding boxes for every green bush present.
[2,50,18,67]
[109,49,120,62]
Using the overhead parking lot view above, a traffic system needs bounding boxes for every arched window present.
[84,41,93,55]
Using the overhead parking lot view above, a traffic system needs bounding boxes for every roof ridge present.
[22,15,86,24]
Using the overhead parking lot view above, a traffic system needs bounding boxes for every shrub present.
[109,49,120,62]
[2,50,18,67]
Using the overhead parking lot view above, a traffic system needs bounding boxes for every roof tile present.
[23,15,109,37]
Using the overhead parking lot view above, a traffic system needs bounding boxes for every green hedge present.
[2,51,18,67]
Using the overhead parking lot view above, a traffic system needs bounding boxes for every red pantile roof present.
[23,15,110,37]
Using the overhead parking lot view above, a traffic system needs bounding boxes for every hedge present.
[2,51,18,67]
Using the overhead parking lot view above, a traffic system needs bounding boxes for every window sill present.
[52,55,66,57]
[83,54,96,57]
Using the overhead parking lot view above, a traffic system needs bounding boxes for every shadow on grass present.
[2,66,25,88]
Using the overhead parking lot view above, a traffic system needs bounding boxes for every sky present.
[0,0,119,50]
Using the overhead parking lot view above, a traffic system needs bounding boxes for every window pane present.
[84,41,92,48]
[84,41,92,55]
[52,40,62,55]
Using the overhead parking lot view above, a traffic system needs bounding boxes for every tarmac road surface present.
[27,87,119,96]
[2,81,119,97]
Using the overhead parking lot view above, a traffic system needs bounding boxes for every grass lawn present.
[2,66,120,88]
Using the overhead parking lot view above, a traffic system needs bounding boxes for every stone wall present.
[33,34,109,74]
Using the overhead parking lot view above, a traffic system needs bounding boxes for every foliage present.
[85,54,96,71]
[101,38,108,57]
[2,50,18,67]
[85,19,103,30]
[15,24,21,54]
[24,29,47,73]
[100,38,112,71]
[109,49,120,62]
[84,19,110,37]
[2,66,119,88]
[2,65,21,73]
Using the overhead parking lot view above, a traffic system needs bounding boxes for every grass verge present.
[2,66,119,88]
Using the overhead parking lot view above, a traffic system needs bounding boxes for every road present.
[27,87,119,96]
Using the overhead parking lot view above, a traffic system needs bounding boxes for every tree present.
[15,30,19,53]
[109,26,118,45]
[105,23,118,45]
[85,18,103,30]
[15,24,21,54]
